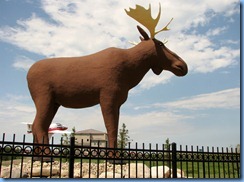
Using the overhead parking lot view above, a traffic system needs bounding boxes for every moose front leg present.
[100,90,128,149]
[100,101,120,148]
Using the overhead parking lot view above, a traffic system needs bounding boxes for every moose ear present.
[137,25,150,40]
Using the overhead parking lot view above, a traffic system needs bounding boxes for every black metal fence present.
[0,133,240,178]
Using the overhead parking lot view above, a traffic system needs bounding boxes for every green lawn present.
[128,160,240,178]
[174,161,240,178]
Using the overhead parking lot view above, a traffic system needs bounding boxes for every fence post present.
[172,142,177,178]
[69,137,75,178]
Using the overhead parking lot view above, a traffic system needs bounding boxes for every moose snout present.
[173,61,188,76]
[162,46,188,77]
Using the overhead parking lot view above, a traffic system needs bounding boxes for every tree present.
[61,133,69,145]
[236,144,240,153]
[61,127,77,161]
[117,123,131,149]
[70,127,76,137]
[164,138,170,150]
[164,138,170,167]
[61,126,77,145]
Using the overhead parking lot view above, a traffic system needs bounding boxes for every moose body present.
[27,26,187,149]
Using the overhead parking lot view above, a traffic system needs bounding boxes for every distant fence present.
[0,133,240,178]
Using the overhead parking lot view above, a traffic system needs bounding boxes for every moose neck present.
[127,40,157,72]
[124,40,157,89]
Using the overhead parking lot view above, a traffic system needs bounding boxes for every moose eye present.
[158,41,164,46]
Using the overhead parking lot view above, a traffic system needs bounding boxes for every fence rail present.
[0,133,240,178]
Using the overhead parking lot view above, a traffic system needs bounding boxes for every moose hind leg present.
[32,98,60,145]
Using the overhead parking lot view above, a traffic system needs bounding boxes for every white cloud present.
[12,56,34,71]
[0,92,194,144]
[206,27,227,36]
[225,39,239,45]
[0,86,239,146]
[163,88,240,110]
[136,71,173,90]
[0,0,240,90]
[136,88,240,111]
[1,94,35,114]
[120,110,194,143]
[167,34,239,74]
[55,105,194,144]
[0,95,35,140]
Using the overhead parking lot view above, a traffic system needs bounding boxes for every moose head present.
[126,4,188,76]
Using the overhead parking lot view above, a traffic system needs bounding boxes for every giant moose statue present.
[27,4,188,150]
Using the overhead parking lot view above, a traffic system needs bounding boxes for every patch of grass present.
[177,161,240,178]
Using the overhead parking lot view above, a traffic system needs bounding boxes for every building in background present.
[74,129,108,147]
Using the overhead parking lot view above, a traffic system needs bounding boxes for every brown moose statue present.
[27,4,188,151]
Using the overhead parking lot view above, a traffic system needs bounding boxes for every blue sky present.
[0,0,240,149]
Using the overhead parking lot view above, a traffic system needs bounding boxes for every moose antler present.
[125,3,173,39]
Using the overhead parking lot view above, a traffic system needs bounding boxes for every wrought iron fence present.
[0,133,240,178]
